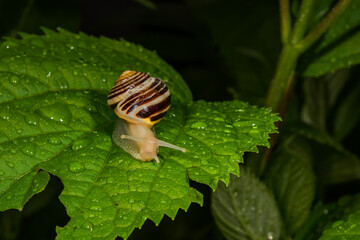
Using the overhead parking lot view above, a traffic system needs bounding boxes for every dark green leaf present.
[285,122,348,154]
[0,29,280,239]
[302,2,360,76]
[211,171,282,240]
[264,144,316,235]
[303,32,360,76]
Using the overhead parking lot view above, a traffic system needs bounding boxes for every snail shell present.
[107,70,186,163]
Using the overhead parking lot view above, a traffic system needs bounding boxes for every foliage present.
[0,29,279,239]
[212,170,282,240]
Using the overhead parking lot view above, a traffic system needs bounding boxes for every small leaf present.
[303,32,360,77]
[301,1,360,76]
[0,29,280,239]
[211,171,282,240]
[319,209,360,240]
[264,145,316,235]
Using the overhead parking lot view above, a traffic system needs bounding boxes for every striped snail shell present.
[107,70,186,163]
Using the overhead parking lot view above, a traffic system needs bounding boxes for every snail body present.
[108,70,186,163]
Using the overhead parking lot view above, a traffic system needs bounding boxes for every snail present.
[107,70,186,163]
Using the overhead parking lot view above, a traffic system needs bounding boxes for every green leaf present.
[319,210,360,240]
[264,144,316,235]
[0,29,280,239]
[0,170,49,211]
[302,32,360,76]
[302,1,360,77]
[295,194,360,240]
[285,122,348,154]
[211,170,282,240]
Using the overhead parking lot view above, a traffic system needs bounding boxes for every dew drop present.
[191,122,207,129]
[9,76,19,85]
[72,138,92,151]
[48,137,62,145]
[68,161,85,173]
[89,206,102,211]
[229,153,242,163]
[233,121,254,127]
[24,115,39,126]
[21,142,36,156]
[214,117,224,121]
[248,129,261,138]
[7,161,15,168]
[38,103,71,125]
[10,149,17,154]
[88,105,97,112]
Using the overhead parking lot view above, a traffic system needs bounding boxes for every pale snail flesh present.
[107,70,186,163]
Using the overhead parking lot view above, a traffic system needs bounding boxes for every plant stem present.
[279,0,291,44]
[262,0,353,174]
[291,0,315,44]
[299,0,352,51]
[265,44,300,113]
[10,0,36,38]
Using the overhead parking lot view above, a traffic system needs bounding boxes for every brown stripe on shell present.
[150,111,168,122]
[136,95,171,119]
[107,73,149,99]
[124,82,167,114]
[120,78,161,110]
[110,72,145,93]
[128,85,168,111]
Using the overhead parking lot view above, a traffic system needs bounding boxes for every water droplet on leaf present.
[72,138,92,151]
[48,137,62,145]
[229,153,242,163]
[89,206,102,211]
[191,122,207,129]
[38,103,71,125]
[7,161,14,168]
[248,129,261,138]
[68,161,85,173]
[25,115,39,126]
[9,76,19,85]
[21,142,36,156]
